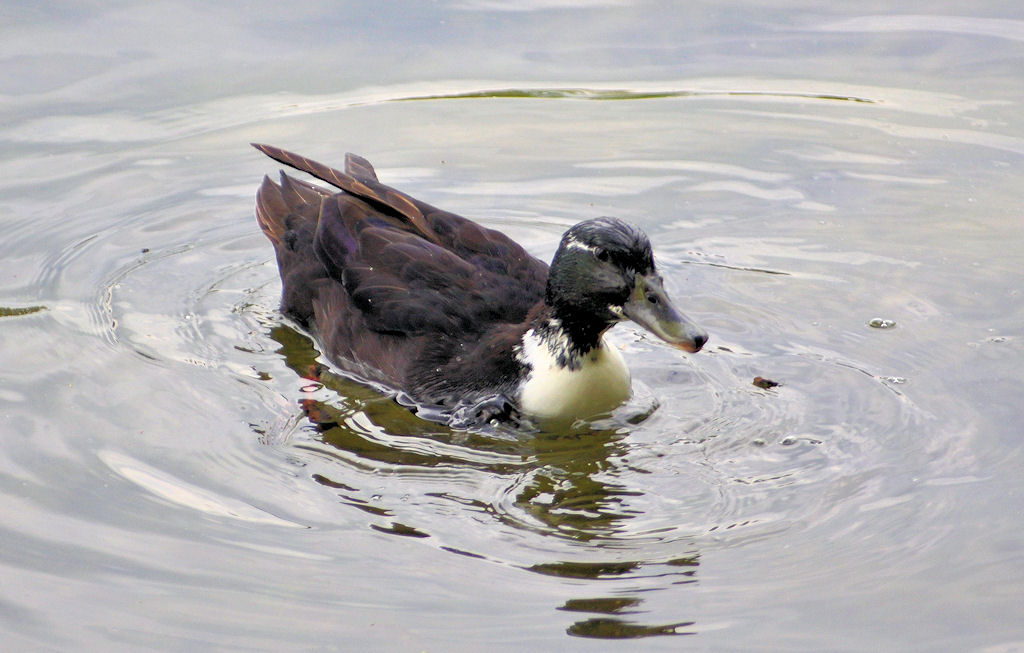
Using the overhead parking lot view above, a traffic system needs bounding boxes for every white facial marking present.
[563,235,596,254]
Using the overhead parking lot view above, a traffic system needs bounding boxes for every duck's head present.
[546,218,708,353]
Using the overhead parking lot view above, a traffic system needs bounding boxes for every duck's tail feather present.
[254,171,330,327]
[345,152,379,182]
[253,143,351,191]
[254,174,290,245]
[251,143,441,245]
[255,169,329,242]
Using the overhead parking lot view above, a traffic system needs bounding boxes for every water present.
[2,2,1023,650]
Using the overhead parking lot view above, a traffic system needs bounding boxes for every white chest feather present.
[516,329,631,422]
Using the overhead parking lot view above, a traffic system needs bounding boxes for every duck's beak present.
[622,273,708,353]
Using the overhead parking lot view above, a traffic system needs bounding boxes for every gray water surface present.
[2,2,1023,651]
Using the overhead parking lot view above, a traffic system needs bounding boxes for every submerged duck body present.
[253,144,707,425]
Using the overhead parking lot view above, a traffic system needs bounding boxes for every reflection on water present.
[566,616,696,640]
[266,322,640,536]
[265,319,712,637]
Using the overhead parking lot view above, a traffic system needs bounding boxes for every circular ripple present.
[24,80,994,633]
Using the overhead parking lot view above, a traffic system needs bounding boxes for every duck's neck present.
[530,305,615,371]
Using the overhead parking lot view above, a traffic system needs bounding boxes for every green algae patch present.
[0,305,47,318]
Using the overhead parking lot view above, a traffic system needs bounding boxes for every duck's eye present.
[595,248,610,262]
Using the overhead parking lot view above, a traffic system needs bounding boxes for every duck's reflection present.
[264,321,700,639]
[271,323,650,538]
[565,615,696,639]
[537,556,699,638]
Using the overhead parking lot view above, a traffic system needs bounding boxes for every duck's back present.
[254,145,549,404]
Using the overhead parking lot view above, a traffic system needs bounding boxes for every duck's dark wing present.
[254,145,548,388]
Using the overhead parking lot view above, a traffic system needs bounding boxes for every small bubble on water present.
[869,317,896,329]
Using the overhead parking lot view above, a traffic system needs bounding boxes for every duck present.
[253,144,707,426]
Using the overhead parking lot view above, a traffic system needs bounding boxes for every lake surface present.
[2,2,1023,650]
